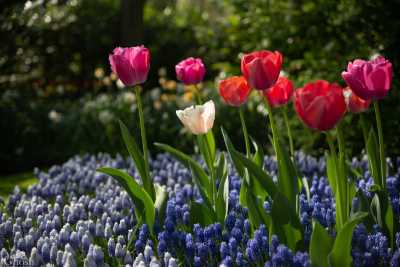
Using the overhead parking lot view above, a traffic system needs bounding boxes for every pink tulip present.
[241,50,283,90]
[109,46,150,87]
[342,56,392,100]
[175,57,206,85]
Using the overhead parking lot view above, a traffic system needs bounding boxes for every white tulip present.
[176,100,215,135]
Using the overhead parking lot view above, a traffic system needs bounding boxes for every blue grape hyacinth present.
[0,152,399,266]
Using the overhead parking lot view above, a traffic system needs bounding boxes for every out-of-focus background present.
[1,0,399,182]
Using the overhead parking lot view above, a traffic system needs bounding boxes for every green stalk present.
[282,106,294,157]
[326,133,343,229]
[239,107,251,157]
[337,124,349,224]
[326,133,337,159]
[197,134,216,205]
[193,84,203,104]
[374,101,386,188]
[359,113,369,147]
[135,85,155,200]
[264,98,278,151]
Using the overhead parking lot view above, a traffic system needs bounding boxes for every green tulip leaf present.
[221,127,245,177]
[310,220,333,267]
[216,153,229,223]
[97,167,155,235]
[251,137,264,167]
[119,120,154,199]
[233,150,277,198]
[155,142,212,197]
[190,201,214,226]
[366,129,382,187]
[328,212,368,267]
[154,184,169,223]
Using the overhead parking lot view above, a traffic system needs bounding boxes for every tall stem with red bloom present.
[294,80,350,229]
[264,76,294,156]
[219,76,252,156]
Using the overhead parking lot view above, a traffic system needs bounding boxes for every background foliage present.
[1,0,399,174]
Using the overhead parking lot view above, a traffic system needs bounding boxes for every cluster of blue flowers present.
[0,152,400,266]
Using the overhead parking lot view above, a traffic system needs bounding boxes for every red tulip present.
[175,57,206,85]
[241,50,282,90]
[219,76,251,106]
[342,56,392,100]
[294,80,346,131]
[109,46,150,86]
[263,76,294,108]
[344,87,371,113]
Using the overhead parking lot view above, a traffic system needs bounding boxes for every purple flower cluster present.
[0,152,400,266]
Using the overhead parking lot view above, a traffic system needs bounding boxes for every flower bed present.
[2,39,398,267]
[1,153,400,266]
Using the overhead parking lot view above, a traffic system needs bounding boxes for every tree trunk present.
[121,0,146,46]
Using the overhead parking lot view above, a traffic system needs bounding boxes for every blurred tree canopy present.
[1,0,399,173]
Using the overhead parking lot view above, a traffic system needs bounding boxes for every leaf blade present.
[97,167,155,235]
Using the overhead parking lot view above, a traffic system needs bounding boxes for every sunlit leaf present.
[97,167,155,235]
[155,142,211,197]
[119,120,154,199]
[310,220,333,267]
[328,212,368,267]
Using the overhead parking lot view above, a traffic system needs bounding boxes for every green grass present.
[0,172,38,200]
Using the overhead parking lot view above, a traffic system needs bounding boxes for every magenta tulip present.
[342,56,392,100]
[175,57,206,85]
[109,46,150,87]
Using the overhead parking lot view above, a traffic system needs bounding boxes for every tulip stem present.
[336,123,349,225]
[265,98,278,152]
[374,101,386,188]
[193,84,203,104]
[359,113,369,148]
[282,106,294,157]
[239,107,251,157]
[135,85,154,200]
[326,133,337,159]
[337,123,346,161]
[326,132,344,229]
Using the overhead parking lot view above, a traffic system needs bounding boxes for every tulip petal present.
[111,55,136,86]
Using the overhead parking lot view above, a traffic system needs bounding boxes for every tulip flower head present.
[109,46,150,87]
[294,80,346,131]
[342,56,392,100]
[176,100,215,135]
[175,57,206,85]
[219,76,251,107]
[343,87,371,113]
[263,76,294,108]
[241,50,282,90]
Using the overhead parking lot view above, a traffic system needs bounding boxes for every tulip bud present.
[263,76,294,108]
[219,76,251,106]
[176,100,215,135]
[241,50,282,90]
[109,46,150,87]
[175,57,206,85]
[294,80,346,131]
[342,56,392,100]
[343,87,371,113]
